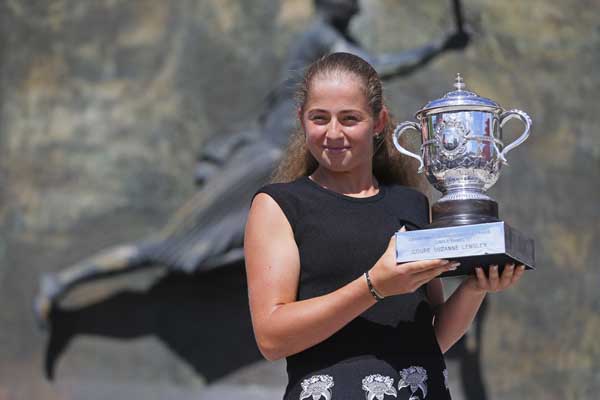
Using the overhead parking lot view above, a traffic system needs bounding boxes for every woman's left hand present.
[463,263,526,294]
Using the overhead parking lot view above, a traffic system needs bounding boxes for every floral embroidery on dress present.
[398,366,428,399]
[443,368,449,390]
[361,374,398,400]
[299,374,334,400]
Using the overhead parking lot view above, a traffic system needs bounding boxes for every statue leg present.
[34,240,154,329]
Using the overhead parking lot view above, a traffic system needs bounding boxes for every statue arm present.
[331,31,468,80]
[373,39,446,79]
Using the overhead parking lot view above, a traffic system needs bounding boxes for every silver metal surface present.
[419,73,500,114]
[395,222,506,262]
[392,74,531,202]
[395,221,535,275]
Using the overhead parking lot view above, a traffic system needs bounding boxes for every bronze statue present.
[35,0,468,321]
[35,0,483,396]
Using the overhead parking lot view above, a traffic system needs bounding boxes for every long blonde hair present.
[270,52,427,192]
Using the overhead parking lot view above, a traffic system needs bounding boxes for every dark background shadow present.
[45,262,262,382]
[45,261,489,400]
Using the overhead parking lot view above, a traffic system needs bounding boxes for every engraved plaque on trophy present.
[393,74,534,276]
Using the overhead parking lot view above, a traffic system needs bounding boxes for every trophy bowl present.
[393,74,531,227]
[392,74,534,276]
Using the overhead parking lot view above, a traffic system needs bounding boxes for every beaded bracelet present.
[364,270,385,301]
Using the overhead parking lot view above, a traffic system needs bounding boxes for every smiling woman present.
[243,53,523,400]
[300,73,385,179]
[270,54,423,191]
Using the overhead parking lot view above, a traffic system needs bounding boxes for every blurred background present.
[0,0,598,399]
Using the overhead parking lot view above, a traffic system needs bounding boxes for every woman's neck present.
[309,166,379,197]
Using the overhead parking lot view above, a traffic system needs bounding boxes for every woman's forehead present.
[306,74,368,109]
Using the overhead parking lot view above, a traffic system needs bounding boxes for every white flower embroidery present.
[362,374,398,400]
[443,368,449,390]
[299,374,334,400]
[398,366,428,399]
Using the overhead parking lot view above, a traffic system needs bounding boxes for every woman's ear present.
[375,107,389,134]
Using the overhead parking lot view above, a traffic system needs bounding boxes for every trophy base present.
[430,199,499,228]
[395,221,535,277]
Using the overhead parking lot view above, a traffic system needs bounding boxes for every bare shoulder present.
[247,192,292,234]
[245,193,301,308]
[245,192,298,266]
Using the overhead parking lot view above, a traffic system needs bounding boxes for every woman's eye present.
[311,116,328,123]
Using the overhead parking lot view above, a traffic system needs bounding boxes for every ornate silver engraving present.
[361,374,398,400]
[434,116,469,158]
[392,75,532,204]
[443,368,449,390]
[299,374,334,400]
[398,366,428,399]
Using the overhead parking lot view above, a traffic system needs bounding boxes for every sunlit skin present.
[244,71,525,362]
[299,74,386,196]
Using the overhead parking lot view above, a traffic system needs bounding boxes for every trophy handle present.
[393,122,425,173]
[498,109,532,165]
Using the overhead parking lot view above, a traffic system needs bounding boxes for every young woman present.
[244,52,524,400]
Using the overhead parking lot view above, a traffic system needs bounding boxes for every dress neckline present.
[301,176,386,203]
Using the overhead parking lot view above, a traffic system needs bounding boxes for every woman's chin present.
[319,159,352,172]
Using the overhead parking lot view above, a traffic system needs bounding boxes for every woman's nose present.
[326,118,344,138]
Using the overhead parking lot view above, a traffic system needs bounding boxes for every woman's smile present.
[301,75,382,172]
[324,145,350,154]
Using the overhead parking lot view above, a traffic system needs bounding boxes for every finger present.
[475,267,488,290]
[415,260,461,286]
[400,259,453,274]
[413,271,444,290]
[414,261,458,281]
[399,225,407,232]
[499,263,515,288]
[511,264,526,285]
[414,263,456,286]
[488,265,500,291]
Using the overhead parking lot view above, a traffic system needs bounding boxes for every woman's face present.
[300,73,385,174]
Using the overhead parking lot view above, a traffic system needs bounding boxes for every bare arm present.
[429,277,486,354]
[430,264,526,353]
[244,194,456,361]
[244,193,378,360]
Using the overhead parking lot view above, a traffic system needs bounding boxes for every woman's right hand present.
[368,227,459,297]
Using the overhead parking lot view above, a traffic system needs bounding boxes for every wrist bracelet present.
[365,270,385,301]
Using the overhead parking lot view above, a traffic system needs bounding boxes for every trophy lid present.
[416,74,501,117]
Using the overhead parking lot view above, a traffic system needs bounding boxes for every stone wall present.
[0,0,598,399]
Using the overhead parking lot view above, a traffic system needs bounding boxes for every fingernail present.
[441,260,450,265]
[491,264,498,270]
[508,263,515,269]
[519,265,526,270]
[448,262,461,270]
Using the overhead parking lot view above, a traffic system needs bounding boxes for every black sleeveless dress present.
[253,176,451,400]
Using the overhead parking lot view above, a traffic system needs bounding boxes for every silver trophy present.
[393,74,534,276]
